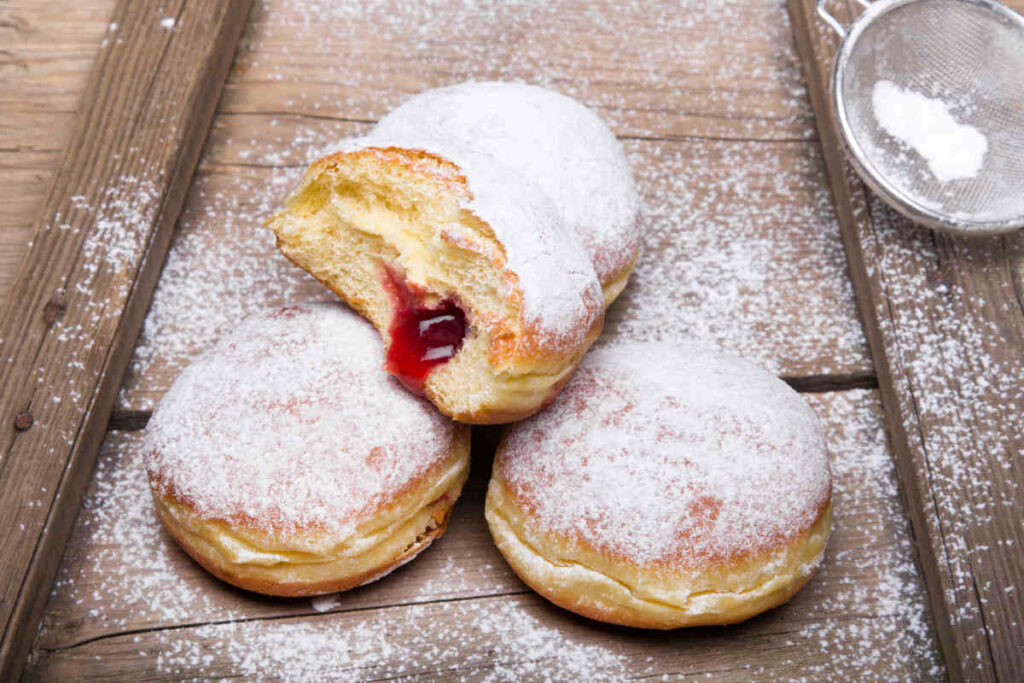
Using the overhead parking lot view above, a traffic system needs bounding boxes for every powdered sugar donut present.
[266,136,604,424]
[486,342,832,628]
[145,304,471,597]
[374,81,641,305]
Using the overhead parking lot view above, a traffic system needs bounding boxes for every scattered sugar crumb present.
[867,197,1024,665]
[310,593,341,613]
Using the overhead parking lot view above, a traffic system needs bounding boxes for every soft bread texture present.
[265,139,604,424]
[145,304,472,597]
[374,81,642,304]
[486,341,833,628]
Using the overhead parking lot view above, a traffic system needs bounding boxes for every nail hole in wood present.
[14,412,33,431]
[43,290,66,326]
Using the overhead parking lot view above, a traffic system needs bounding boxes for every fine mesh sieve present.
[818,0,1024,235]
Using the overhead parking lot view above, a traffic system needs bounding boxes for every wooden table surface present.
[5,0,1017,679]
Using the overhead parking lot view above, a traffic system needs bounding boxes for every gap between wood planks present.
[39,590,906,657]
[2,109,818,163]
[0,109,815,158]
[209,109,819,144]
[40,590,533,654]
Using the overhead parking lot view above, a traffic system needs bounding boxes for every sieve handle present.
[816,0,872,37]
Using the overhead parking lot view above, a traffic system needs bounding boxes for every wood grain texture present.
[223,0,818,143]
[30,390,942,679]
[0,1,252,678]
[788,1,1024,680]
[0,0,116,304]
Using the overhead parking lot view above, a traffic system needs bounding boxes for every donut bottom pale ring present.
[154,437,469,597]
[486,477,831,629]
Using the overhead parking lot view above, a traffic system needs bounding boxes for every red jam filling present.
[383,269,467,394]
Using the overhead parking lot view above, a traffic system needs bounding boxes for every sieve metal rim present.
[828,0,1024,236]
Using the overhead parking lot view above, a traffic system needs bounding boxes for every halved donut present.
[265,138,604,424]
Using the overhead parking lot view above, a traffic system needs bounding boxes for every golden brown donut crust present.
[486,475,831,629]
[153,442,469,597]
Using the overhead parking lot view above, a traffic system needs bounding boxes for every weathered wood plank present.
[27,599,933,682]
[0,2,252,678]
[222,0,817,142]
[788,1,1024,680]
[0,1,116,305]
[0,227,33,303]
[30,390,942,679]
[115,133,871,412]
[0,112,74,164]
[0,1,113,53]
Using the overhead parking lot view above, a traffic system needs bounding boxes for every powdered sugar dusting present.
[145,597,630,681]
[373,81,641,283]
[872,81,987,183]
[608,139,869,376]
[8,172,163,461]
[40,431,249,637]
[797,389,944,679]
[500,342,831,568]
[117,0,865,413]
[119,132,868,412]
[38,389,941,677]
[145,303,457,535]
[232,0,813,142]
[119,164,341,410]
[25,0,949,676]
[866,198,1024,665]
[77,177,161,277]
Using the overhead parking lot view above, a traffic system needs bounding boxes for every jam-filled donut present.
[266,136,604,424]
[486,342,833,629]
[144,304,471,597]
[373,81,641,306]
